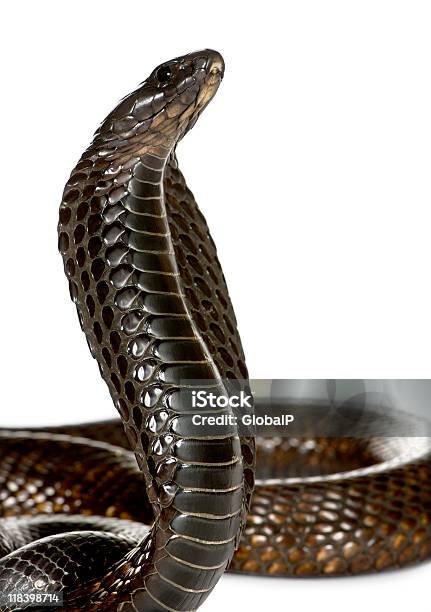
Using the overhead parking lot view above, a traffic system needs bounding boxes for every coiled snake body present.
[0,50,430,611]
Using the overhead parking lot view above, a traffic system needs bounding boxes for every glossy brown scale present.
[0,47,430,612]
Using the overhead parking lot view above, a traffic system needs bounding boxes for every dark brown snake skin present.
[0,49,430,611]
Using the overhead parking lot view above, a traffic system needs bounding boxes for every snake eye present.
[156,66,172,84]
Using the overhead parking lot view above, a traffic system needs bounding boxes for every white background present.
[1,1,430,610]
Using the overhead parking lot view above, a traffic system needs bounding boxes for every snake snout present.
[205,50,225,79]
[181,48,225,80]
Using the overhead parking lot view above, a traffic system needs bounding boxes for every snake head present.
[94,49,225,158]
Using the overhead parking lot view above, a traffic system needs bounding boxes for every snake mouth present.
[181,50,224,114]
[181,51,224,134]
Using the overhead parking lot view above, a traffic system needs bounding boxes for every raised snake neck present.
[0,49,430,611]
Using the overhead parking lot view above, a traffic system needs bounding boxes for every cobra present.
[0,49,429,611]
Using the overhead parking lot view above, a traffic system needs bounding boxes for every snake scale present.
[0,49,430,611]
